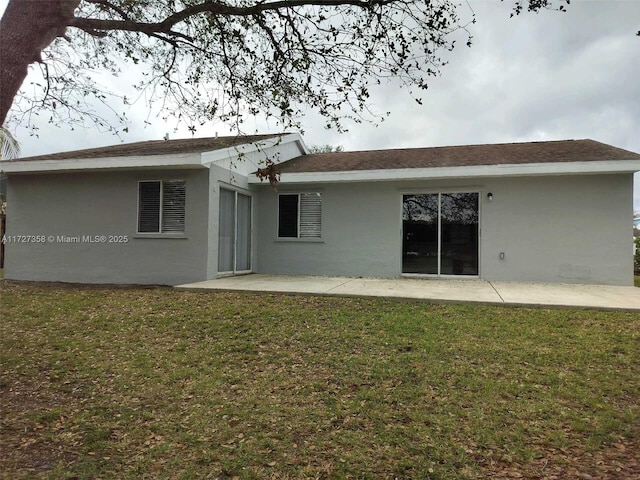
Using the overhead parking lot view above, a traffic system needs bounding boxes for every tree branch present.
[84,0,131,20]
[69,0,396,36]
[157,0,396,30]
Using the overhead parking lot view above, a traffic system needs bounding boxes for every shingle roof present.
[7,134,283,162]
[276,139,640,173]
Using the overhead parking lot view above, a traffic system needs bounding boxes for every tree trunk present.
[0,0,80,125]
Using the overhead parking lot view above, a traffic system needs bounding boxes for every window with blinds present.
[278,193,321,239]
[299,193,322,238]
[161,181,186,232]
[138,180,186,233]
[138,181,161,233]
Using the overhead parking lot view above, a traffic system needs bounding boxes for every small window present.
[278,193,321,238]
[138,180,186,233]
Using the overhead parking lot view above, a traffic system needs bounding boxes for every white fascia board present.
[0,153,205,173]
[292,133,310,155]
[200,133,307,167]
[247,159,640,184]
[281,132,309,154]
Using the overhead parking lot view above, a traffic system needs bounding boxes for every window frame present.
[218,187,253,275]
[277,192,322,240]
[401,190,480,278]
[137,179,186,235]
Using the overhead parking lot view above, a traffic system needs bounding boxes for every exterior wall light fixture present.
[487,192,493,201]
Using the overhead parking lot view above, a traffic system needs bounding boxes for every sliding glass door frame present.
[218,187,253,276]
[401,189,481,278]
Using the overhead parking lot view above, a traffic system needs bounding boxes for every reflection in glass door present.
[402,193,479,276]
[218,189,252,274]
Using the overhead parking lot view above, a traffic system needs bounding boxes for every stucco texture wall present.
[481,174,633,285]
[4,169,210,285]
[256,182,401,278]
[255,174,634,285]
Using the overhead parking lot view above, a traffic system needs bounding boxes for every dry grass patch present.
[1,281,639,479]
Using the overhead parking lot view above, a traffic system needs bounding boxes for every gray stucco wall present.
[4,169,210,285]
[481,174,633,285]
[256,182,401,278]
[255,174,634,285]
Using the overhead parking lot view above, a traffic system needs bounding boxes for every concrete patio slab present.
[176,274,640,311]
[179,274,354,294]
[324,277,502,304]
[492,281,640,310]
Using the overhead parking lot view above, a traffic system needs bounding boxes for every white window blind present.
[161,181,186,232]
[138,182,161,233]
[278,193,321,239]
[138,180,185,233]
[299,193,322,238]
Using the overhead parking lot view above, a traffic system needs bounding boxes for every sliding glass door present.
[402,192,479,276]
[218,189,252,274]
[235,193,251,271]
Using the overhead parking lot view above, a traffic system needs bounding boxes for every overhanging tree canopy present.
[0,0,568,134]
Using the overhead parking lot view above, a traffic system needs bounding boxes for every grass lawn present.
[635,275,640,287]
[1,282,639,479]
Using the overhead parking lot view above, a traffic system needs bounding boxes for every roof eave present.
[201,133,306,166]
[0,152,208,173]
[247,160,640,184]
[0,133,307,174]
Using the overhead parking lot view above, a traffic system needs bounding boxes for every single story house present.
[2,134,639,286]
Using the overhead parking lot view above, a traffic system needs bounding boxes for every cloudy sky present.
[2,0,639,209]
